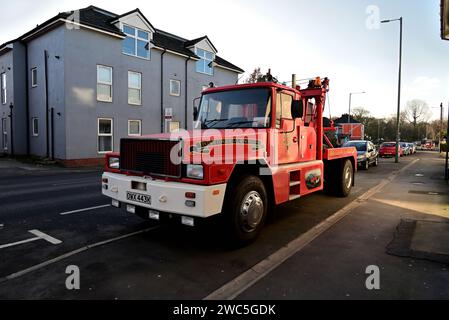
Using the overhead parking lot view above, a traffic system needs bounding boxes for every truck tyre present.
[223,175,268,245]
[335,159,353,198]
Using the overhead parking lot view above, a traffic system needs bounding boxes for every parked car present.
[343,140,378,170]
[379,142,404,158]
[422,140,435,150]
[400,142,411,156]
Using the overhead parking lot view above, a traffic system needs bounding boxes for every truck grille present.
[120,139,182,178]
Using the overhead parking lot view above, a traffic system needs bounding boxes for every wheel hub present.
[345,167,352,189]
[239,191,264,233]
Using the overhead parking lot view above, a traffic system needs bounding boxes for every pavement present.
[0,152,448,299]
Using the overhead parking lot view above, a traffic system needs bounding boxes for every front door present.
[276,91,298,165]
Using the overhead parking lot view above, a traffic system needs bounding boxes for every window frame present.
[1,73,6,105]
[97,118,113,154]
[128,119,142,136]
[128,71,142,106]
[97,65,113,103]
[169,79,181,97]
[31,68,38,88]
[195,48,214,76]
[276,92,294,129]
[32,118,39,136]
[121,24,151,60]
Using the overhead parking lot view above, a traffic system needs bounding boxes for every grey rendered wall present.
[64,28,162,160]
[64,27,239,160]
[27,27,66,159]
[0,50,13,153]
[12,42,28,155]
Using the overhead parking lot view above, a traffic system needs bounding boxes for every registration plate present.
[127,192,151,205]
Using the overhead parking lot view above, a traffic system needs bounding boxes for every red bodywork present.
[379,143,403,157]
[105,80,357,206]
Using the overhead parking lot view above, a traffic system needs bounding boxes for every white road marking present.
[204,159,420,300]
[59,204,111,216]
[28,230,62,245]
[0,226,159,283]
[0,230,62,249]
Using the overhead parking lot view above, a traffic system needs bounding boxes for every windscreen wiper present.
[202,119,228,129]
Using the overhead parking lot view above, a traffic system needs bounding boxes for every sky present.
[0,0,448,120]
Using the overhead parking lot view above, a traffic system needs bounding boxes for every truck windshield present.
[196,88,272,129]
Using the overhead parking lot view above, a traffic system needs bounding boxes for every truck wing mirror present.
[193,107,199,121]
[291,100,304,119]
[193,97,201,121]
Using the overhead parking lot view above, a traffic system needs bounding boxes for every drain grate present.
[408,190,445,196]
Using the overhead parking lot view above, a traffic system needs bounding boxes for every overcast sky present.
[1,0,448,120]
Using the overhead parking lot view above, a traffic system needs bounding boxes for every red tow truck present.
[102,76,357,244]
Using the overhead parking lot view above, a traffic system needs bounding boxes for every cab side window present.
[276,93,293,128]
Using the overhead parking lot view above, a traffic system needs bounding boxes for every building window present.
[128,120,142,136]
[98,118,113,153]
[122,24,150,59]
[32,118,39,136]
[128,71,142,105]
[1,118,7,150]
[97,65,113,102]
[1,73,6,105]
[31,68,38,87]
[170,80,181,97]
[196,48,214,75]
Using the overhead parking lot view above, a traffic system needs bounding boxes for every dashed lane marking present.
[59,204,111,216]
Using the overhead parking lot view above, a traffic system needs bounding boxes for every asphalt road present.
[0,154,426,299]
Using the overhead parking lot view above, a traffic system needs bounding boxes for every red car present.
[379,142,403,158]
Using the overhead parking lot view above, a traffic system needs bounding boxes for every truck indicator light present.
[185,192,196,199]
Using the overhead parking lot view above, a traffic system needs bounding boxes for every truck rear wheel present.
[223,175,268,245]
[335,159,353,197]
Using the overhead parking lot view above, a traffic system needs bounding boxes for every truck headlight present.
[186,165,204,180]
[108,157,120,169]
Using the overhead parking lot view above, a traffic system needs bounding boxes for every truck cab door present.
[275,92,299,165]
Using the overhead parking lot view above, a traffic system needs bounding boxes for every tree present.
[405,100,430,127]
[245,67,263,84]
[352,107,371,122]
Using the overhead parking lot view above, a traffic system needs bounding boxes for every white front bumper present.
[102,172,227,218]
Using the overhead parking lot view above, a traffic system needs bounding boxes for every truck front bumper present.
[102,172,227,218]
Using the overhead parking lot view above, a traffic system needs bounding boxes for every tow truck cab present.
[102,78,357,243]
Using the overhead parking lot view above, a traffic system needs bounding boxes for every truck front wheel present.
[223,175,268,245]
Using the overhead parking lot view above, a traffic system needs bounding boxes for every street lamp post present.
[381,17,403,163]
[348,92,366,124]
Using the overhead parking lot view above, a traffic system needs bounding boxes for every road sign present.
[165,108,173,120]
